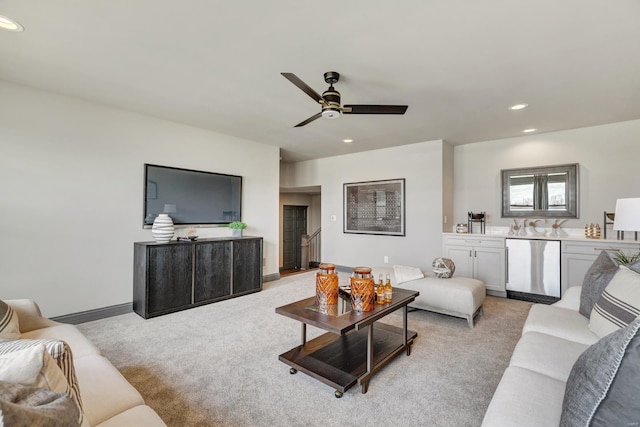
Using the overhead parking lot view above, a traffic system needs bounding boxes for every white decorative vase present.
[152,214,174,243]
[231,229,243,238]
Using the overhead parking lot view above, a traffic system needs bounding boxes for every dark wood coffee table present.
[276,287,419,397]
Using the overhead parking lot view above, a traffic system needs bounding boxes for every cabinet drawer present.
[562,240,640,255]
[443,235,505,248]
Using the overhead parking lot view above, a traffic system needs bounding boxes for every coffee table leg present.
[361,324,373,394]
[403,305,410,356]
[301,323,307,345]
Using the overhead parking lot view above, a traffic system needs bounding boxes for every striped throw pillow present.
[0,300,20,340]
[589,266,640,338]
[0,339,84,425]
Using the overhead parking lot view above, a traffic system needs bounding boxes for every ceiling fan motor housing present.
[321,86,341,119]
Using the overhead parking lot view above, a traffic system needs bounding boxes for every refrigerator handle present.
[505,247,509,283]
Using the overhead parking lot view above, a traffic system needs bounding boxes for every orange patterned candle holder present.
[350,267,375,312]
[316,263,339,306]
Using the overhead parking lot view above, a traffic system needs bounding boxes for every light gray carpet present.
[77,271,532,427]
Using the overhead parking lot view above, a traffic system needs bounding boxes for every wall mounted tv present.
[144,164,242,226]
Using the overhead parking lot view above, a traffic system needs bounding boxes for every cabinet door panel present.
[563,253,597,290]
[233,239,263,294]
[444,246,474,279]
[475,248,506,293]
[195,241,232,302]
[147,245,192,314]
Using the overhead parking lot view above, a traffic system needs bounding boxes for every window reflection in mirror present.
[502,164,578,218]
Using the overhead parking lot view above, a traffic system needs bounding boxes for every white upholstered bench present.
[372,267,486,328]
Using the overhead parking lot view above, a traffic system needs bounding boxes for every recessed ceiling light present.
[509,103,528,110]
[522,128,537,133]
[0,15,24,32]
[343,139,353,143]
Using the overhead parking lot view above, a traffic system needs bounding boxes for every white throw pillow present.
[393,265,424,285]
[589,266,640,338]
[0,344,69,393]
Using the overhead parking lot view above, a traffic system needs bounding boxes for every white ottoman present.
[371,267,485,328]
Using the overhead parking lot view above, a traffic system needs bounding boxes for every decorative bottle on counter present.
[377,274,386,304]
[384,273,393,303]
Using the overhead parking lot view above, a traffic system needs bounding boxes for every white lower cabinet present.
[443,235,506,296]
[561,240,640,293]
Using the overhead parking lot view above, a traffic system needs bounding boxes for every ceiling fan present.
[281,71,408,127]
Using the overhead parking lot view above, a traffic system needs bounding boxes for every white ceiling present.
[1,1,639,162]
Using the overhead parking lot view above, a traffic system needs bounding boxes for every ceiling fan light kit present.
[282,71,408,127]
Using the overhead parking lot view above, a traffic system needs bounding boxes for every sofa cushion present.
[579,250,618,318]
[0,339,84,424]
[0,380,80,427]
[589,266,640,338]
[560,318,640,427]
[21,324,101,359]
[74,355,145,426]
[0,300,20,340]
[522,304,599,345]
[510,332,589,382]
[95,405,166,427]
[481,366,566,427]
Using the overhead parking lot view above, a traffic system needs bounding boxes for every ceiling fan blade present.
[342,105,408,115]
[281,73,323,103]
[294,112,322,127]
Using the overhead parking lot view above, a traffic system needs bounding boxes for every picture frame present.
[343,178,405,236]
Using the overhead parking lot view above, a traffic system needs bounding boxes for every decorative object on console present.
[316,263,338,307]
[584,223,601,239]
[560,318,640,427]
[613,197,640,241]
[549,219,568,237]
[455,223,468,233]
[350,267,375,312]
[527,219,547,236]
[467,211,485,234]
[518,218,527,236]
[228,221,247,238]
[432,258,455,278]
[151,213,174,243]
[603,211,618,239]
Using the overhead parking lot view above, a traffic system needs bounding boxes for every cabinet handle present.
[469,250,472,257]
[505,247,509,283]
[595,248,621,251]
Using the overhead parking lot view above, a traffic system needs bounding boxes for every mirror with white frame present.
[501,163,579,218]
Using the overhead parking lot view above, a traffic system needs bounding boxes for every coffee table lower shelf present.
[279,322,417,396]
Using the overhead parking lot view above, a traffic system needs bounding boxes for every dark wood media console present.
[133,236,263,319]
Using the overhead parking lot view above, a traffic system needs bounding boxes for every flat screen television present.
[144,164,242,226]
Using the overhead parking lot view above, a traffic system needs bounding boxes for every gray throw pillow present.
[560,318,640,427]
[579,251,618,318]
[0,380,80,427]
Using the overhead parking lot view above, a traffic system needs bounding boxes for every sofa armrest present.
[551,286,582,311]
[5,299,59,333]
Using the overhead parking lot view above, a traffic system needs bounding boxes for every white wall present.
[285,140,445,271]
[452,120,640,231]
[0,81,280,317]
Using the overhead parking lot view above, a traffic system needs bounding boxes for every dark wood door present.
[194,241,232,303]
[147,245,192,314]
[233,238,263,293]
[283,205,307,270]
